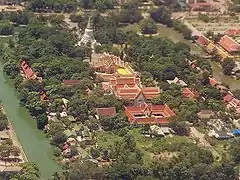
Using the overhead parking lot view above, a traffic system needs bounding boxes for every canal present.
[0,63,60,179]
[211,61,240,91]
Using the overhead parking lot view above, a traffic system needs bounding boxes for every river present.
[0,63,60,179]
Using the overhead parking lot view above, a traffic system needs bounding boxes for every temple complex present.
[77,16,99,49]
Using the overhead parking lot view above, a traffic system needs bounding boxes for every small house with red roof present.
[223,94,233,103]
[20,60,39,80]
[196,35,210,47]
[225,29,240,36]
[124,102,175,125]
[218,35,240,54]
[209,77,217,86]
[96,107,116,119]
[182,88,199,99]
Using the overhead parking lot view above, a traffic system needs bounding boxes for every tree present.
[68,99,89,122]
[230,138,240,164]
[52,132,67,145]
[36,113,48,130]
[0,118,8,131]
[222,58,235,75]
[140,18,157,34]
[119,1,142,24]
[69,161,105,180]
[94,0,115,12]
[151,6,172,26]
[169,121,189,136]
[19,162,40,180]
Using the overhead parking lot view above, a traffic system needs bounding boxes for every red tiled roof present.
[141,87,160,99]
[225,29,240,36]
[218,35,240,53]
[124,103,175,125]
[196,35,210,46]
[228,98,240,108]
[209,77,217,86]
[116,87,141,100]
[63,80,80,86]
[40,91,48,101]
[182,88,199,98]
[223,94,233,103]
[96,107,116,118]
[20,60,37,80]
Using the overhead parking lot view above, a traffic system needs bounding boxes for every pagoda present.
[77,16,99,49]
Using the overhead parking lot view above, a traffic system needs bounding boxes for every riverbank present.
[1,105,28,163]
[0,63,60,179]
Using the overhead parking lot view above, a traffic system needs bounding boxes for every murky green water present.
[0,63,60,179]
[211,61,240,90]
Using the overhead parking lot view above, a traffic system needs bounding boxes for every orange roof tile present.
[124,103,175,125]
[218,35,240,53]
[63,80,80,86]
[209,77,217,86]
[196,35,210,46]
[182,88,199,98]
[96,107,116,118]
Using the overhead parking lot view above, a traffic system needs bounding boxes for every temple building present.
[124,102,175,125]
[77,16,99,49]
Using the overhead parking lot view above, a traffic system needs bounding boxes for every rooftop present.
[182,87,199,98]
[96,107,116,118]
[63,80,81,86]
[218,35,240,53]
[124,102,175,125]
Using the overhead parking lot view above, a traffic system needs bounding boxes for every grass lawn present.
[121,22,203,55]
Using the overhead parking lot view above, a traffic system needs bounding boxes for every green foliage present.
[0,21,13,35]
[51,132,67,145]
[140,18,157,34]
[0,112,8,131]
[222,58,235,75]
[198,13,210,23]
[9,11,29,25]
[19,162,40,180]
[230,138,240,164]
[100,113,128,131]
[169,121,190,136]
[151,6,172,26]
[119,1,143,24]
[94,0,115,12]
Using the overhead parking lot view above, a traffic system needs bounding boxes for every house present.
[196,35,210,47]
[218,35,240,54]
[227,98,240,109]
[211,130,233,139]
[197,110,215,119]
[225,29,240,36]
[223,94,233,103]
[40,90,48,101]
[166,77,187,87]
[209,77,217,86]
[95,107,116,119]
[182,87,199,99]
[124,102,175,125]
[20,60,41,81]
[62,80,80,86]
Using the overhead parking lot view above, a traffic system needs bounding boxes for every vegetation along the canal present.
[0,0,239,179]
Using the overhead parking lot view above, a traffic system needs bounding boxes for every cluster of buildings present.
[196,34,240,61]
[20,60,48,101]
[91,53,175,125]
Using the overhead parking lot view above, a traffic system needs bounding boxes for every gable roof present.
[20,60,37,80]
[182,87,199,98]
[225,29,240,36]
[223,94,233,103]
[209,77,217,86]
[63,80,80,86]
[218,35,240,53]
[196,35,210,46]
[96,107,116,118]
[124,103,175,124]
